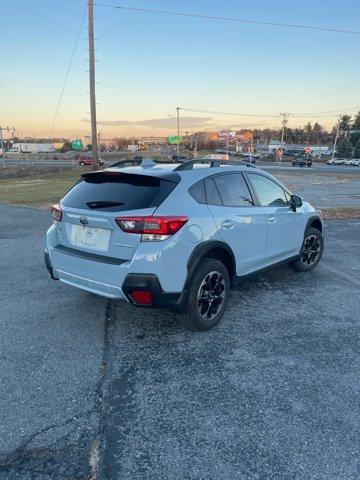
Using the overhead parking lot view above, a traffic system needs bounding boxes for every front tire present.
[289,227,324,272]
[178,258,230,331]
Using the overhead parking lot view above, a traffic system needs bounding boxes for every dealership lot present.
[0,204,359,479]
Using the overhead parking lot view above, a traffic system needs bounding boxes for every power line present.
[181,108,278,118]
[181,107,359,119]
[95,3,360,36]
[49,8,87,138]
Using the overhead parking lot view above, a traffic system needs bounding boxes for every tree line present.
[250,111,360,158]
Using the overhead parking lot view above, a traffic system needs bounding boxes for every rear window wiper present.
[86,201,124,209]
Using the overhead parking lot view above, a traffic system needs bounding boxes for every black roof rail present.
[108,158,146,168]
[174,159,221,171]
[174,158,257,171]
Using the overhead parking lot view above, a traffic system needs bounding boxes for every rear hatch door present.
[57,170,179,261]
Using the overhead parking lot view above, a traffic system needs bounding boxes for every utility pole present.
[88,0,98,170]
[0,126,15,166]
[331,116,341,161]
[194,138,198,158]
[176,107,180,156]
[279,112,292,144]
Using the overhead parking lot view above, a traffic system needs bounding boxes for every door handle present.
[267,216,277,224]
[221,220,236,230]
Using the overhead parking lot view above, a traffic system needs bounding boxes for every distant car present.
[169,155,188,163]
[292,156,313,167]
[78,155,104,167]
[240,152,260,163]
[351,159,360,166]
[327,158,345,165]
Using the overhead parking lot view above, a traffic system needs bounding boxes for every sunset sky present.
[1,0,360,139]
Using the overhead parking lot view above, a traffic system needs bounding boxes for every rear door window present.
[62,172,177,212]
[213,173,254,207]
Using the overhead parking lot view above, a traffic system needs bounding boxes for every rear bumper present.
[44,248,186,309]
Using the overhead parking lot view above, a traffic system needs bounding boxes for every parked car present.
[327,158,345,165]
[169,155,188,163]
[78,155,104,167]
[45,158,324,331]
[240,152,260,162]
[292,155,313,167]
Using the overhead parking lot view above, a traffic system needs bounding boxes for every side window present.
[213,173,254,207]
[204,178,222,206]
[248,174,288,207]
[189,180,206,204]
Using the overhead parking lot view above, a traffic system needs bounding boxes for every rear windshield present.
[62,172,177,212]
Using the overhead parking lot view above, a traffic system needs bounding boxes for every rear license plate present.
[70,225,111,251]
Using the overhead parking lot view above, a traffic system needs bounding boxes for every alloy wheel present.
[197,271,226,321]
[301,234,321,266]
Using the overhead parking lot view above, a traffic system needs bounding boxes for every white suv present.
[45,159,324,331]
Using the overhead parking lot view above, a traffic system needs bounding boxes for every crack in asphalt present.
[0,299,115,480]
[0,411,91,469]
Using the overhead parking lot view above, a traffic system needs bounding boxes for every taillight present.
[52,204,62,222]
[115,216,188,241]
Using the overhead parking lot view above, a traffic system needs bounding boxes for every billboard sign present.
[168,135,183,144]
[71,139,84,150]
[219,130,236,139]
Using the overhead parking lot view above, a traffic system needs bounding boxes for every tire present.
[289,227,324,272]
[178,258,230,331]
[80,161,85,166]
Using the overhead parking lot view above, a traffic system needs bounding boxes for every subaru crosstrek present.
[45,159,324,331]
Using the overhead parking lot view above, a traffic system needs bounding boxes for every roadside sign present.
[168,135,182,144]
[71,139,84,150]
[219,131,236,139]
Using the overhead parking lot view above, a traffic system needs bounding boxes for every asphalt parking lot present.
[0,205,359,480]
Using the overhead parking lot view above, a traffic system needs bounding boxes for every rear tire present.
[289,227,324,272]
[178,258,230,331]
[80,161,85,166]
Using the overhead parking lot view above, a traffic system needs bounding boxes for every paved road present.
[2,156,360,175]
[0,205,359,479]
[0,205,107,479]
[100,220,360,480]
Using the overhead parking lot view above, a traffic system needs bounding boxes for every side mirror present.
[290,194,303,211]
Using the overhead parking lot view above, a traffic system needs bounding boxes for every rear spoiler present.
[81,168,181,184]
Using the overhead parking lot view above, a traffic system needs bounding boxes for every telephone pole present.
[331,115,341,161]
[176,107,180,156]
[88,0,99,170]
[0,126,15,165]
[279,112,292,144]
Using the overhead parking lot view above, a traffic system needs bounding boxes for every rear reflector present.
[129,290,153,305]
[52,204,62,222]
[115,216,188,236]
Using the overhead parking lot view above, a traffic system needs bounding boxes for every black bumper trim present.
[53,245,126,266]
[122,273,185,310]
[44,250,58,280]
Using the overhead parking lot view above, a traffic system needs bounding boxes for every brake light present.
[115,216,188,240]
[52,204,62,222]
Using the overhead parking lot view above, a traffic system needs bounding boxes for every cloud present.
[82,116,213,129]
